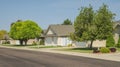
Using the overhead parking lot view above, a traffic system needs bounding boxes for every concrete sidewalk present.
[0,45,120,62]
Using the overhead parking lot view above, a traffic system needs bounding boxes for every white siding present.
[57,37,72,46]
[87,40,106,47]
[114,33,119,44]
[45,37,52,46]
[74,42,87,47]
[45,37,58,46]
[92,40,106,47]
[47,29,53,35]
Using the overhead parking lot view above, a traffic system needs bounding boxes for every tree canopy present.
[0,30,8,40]
[9,20,42,45]
[62,19,72,25]
[71,4,115,48]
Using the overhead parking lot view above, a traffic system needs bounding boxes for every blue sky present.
[0,0,120,31]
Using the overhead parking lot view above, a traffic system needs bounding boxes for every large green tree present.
[72,4,115,48]
[62,19,72,25]
[73,5,94,48]
[94,4,115,40]
[9,20,42,45]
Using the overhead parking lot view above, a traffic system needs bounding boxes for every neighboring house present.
[44,25,91,47]
[114,21,120,44]
[0,34,37,45]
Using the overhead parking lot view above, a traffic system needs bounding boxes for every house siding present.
[72,41,87,47]
[47,29,54,35]
[45,37,58,46]
[45,36,72,46]
[57,37,72,46]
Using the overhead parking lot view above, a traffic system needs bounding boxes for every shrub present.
[93,48,100,53]
[109,47,116,52]
[2,41,10,44]
[100,47,110,53]
[67,44,72,47]
[40,39,44,45]
[117,37,120,48]
[32,41,37,45]
[106,34,115,47]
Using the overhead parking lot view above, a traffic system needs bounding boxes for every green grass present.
[1,44,120,53]
[1,44,37,48]
[56,48,93,53]
[1,44,62,48]
[117,48,120,52]
[29,45,62,49]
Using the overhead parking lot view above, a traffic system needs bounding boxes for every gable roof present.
[45,25,74,36]
[113,20,120,28]
[40,29,47,38]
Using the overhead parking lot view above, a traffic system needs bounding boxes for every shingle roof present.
[46,25,74,36]
[40,29,47,38]
[114,20,120,28]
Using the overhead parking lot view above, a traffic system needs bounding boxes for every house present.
[44,25,101,47]
[0,34,37,45]
[114,21,120,44]
[44,25,74,46]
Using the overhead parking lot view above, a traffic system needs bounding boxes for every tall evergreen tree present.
[62,19,72,25]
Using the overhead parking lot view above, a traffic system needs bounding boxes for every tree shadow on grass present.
[71,48,92,50]
[12,44,33,47]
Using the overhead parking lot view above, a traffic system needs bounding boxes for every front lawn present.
[56,48,93,53]
[117,48,120,52]
[29,45,62,49]
[2,44,25,47]
[1,44,120,53]
[1,44,62,49]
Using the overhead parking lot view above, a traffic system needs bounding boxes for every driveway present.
[0,47,120,67]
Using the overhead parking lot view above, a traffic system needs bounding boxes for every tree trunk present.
[90,40,94,49]
[24,39,28,45]
[19,40,23,45]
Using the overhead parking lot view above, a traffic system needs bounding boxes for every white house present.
[44,25,73,46]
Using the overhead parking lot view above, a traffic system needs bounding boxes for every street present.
[0,47,119,67]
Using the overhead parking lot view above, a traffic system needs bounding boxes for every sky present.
[0,0,120,31]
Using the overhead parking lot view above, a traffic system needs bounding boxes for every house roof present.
[40,29,47,38]
[114,20,120,28]
[46,25,74,36]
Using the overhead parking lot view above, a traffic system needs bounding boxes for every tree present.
[0,30,8,40]
[9,20,42,45]
[106,34,115,47]
[73,5,94,48]
[62,19,72,25]
[94,4,115,40]
[72,4,115,48]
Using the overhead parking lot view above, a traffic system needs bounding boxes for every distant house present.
[114,21,120,44]
[0,34,37,45]
[44,25,90,47]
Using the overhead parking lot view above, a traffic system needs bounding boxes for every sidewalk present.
[0,45,120,62]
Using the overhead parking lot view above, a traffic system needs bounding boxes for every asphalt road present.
[0,47,120,67]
